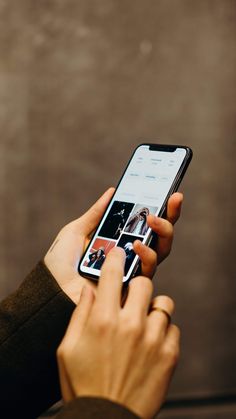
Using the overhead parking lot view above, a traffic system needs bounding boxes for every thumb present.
[76,187,114,237]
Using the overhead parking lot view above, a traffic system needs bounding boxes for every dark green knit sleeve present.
[0,261,75,419]
[56,397,140,419]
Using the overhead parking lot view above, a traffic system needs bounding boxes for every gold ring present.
[150,306,171,324]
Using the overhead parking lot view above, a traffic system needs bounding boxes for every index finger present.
[95,247,126,315]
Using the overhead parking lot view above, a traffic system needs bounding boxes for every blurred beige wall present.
[0,1,235,417]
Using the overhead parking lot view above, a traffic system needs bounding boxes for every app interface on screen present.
[80,146,186,280]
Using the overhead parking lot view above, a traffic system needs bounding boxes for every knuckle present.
[62,218,84,235]
[58,223,73,237]
[163,343,180,366]
[120,316,144,341]
[165,220,174,236]
[103,265,122,278]
[169,346,180,366]
[132,275,153,293]
[152,251,158,265]
[161,219,174,238]
[147,249,158,267]
[95,314,117,335]
[145,334,159,352]
[56,343,66,360]
[60,221,73,233]
[168,223,174,237]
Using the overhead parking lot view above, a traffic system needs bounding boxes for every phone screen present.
[79,144,190,283]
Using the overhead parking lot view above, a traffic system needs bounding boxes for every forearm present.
[0,261,75,418]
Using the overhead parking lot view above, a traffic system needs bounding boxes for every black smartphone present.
[78,143,192,285]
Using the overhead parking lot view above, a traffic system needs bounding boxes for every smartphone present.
[78,143,192,285]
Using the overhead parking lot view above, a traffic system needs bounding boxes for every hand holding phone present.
[79,143,192,284]
[44,187,184,304]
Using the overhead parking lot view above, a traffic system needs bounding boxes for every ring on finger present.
[149,305,171,325]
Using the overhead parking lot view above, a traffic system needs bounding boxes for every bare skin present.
[44,187,183,304]
[57,247,180,419]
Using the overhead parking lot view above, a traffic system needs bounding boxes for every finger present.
[147,216,173,264]
[62,285,95,344]
[148,295,175,337]
[75,187,115,236]
[162,324,181,366]
[124,275,153,321]
[166,192,183,225]
[95,247,125,315]
[132,240,157,278]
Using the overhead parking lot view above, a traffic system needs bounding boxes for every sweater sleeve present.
[0,261,75,419]
[56,397,140,419]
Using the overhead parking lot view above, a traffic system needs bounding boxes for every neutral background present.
[0,1,235,418]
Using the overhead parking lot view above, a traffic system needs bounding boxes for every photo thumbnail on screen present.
[83,238,116,270]
[98,201,134,240]
[124,204,158,236]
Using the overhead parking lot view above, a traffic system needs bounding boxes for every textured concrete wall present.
[0,0,236,416]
